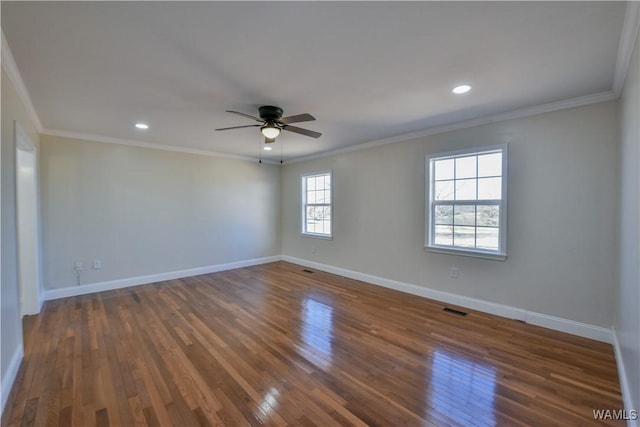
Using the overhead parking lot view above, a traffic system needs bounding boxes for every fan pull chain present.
[258,133,262,164]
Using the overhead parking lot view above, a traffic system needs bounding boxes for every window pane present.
[478,152,502,177]
[434,205,453,225]
[476,227,499,250]
[307,177,316,191]
[455,179,476,200]
[477,205,499,227]
[323,206,331,221]
[434,159,454,181]
[453,226,475,247]
[307,191,317,204]
[455,156,477,179]
[310,222,321,234]
[454,205,475,226]
[324,175,331,190]
[477,177,501,200]
[434,225,453,246]
[435,180,454,200]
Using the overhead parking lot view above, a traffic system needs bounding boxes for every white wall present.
[39,135,281,289]
[1,69,40,413]
[282,101,619,328]
[616,30,639,419]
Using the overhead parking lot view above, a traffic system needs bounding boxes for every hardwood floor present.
[2,261,624,426]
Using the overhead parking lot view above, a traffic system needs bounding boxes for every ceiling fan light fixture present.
[260,123,281,139]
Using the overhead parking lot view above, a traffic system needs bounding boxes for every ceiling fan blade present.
[283,125,322,139]
[215,124,261,131]
[265,137,276,144]
[225,110,262,122]
[279,113,316,124]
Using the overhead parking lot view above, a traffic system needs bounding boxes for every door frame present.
[14,121,43,315]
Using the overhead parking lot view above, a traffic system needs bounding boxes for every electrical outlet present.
[450,267,459,278]
[311,246,317,254]
[93,259,102,269]
[74,261,84,271]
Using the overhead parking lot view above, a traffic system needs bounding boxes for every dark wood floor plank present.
[1,261,625,426]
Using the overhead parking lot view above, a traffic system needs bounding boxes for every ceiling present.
[1,2,629,162]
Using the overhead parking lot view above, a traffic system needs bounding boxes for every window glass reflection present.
[300,298,334,369]
[429,350,497,425]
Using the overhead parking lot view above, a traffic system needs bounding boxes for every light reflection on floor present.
[429,349,497,425]
[258,386,280,418]
[300,298,334,369]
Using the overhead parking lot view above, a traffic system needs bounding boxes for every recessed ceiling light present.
[264,146,273,151]
[452,84,472,95]
[135,123,149,130]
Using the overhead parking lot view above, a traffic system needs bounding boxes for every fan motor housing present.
[259,106,283,122]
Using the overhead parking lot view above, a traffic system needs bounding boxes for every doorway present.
[15,122,42,315]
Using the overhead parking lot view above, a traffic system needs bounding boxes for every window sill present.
[425,245,507,261]
[301,233,333,240]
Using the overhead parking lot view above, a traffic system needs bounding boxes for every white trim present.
[41,129,280,165]
[425,144,508,261]
[281,255,614,343]
[613,2,640,97]
[612,328,639,427]
[14,122,44,316]
[301,233,333,241]
[524,312,613,344]
[301,170,333,238]
[1,343,24,417]
[1,31,43,132]
[43,256,282,301]
[424,246,507,261]
[285,90,616,164]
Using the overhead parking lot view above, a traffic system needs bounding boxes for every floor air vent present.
[302,269,314,273]
[443,307,468,317]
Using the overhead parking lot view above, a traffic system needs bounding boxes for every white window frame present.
[301,170,333,239]
[425,144,507,260]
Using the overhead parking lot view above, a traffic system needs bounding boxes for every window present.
[302,171,332,238]
[426,145,507,260]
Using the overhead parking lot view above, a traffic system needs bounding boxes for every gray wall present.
[282,101,619,328]
[39,135,281,289]
[1,69,39,409]
[616,31,639,416]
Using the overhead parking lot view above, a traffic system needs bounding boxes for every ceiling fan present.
[215,106,321,143]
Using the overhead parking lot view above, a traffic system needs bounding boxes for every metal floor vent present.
[302,269,314,274]
[443,307,468,317]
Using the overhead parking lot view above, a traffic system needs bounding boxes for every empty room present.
[1,1,639,426]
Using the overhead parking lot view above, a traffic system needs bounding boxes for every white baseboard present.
[525,311,613,344]
[43,255,282,301]
[1,342,24,417]
[282,256,613,344]
[612,328,639,427]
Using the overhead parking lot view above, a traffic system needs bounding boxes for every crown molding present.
[41,129,280,165]
[613,1,640,97]
[1,30,43,132]
[286,90,617,164]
